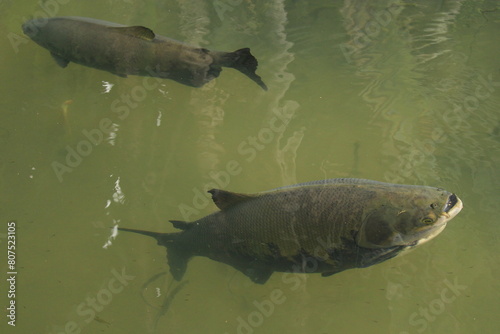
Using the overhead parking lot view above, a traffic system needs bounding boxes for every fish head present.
[22,18,65,54]
[22,18,60,45]
[22,19,42,40]
[356,187,463,249]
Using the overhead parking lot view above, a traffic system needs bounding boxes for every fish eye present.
[421,217,434,224]
[430,203,438,209]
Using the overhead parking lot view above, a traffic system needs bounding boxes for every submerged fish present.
[22,17,267,90]
[119,178,463,284]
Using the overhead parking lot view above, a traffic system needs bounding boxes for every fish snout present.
[22,19,42,39]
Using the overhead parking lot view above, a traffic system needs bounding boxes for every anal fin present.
[236,265,273,284]
[167,247,190,281]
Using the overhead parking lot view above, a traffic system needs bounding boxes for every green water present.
[1,0,499,333]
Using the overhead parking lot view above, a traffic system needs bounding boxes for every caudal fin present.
[221,48,268,91]
[118,227,190,281]
[118,227,167,240]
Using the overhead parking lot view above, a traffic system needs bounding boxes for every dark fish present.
[118,178,463,284]
[22,17,267,90]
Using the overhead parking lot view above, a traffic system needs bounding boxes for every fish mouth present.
[444,194,458,213]
[440,193,463,219]
[22,20,38,38]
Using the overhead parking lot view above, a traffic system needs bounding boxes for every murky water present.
[1,1,499,333]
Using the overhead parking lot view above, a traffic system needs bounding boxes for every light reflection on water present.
[0,0,498,333]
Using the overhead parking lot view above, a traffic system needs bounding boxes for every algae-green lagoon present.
[1,1,499,333]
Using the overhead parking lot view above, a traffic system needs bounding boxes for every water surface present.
[1,1,499,333]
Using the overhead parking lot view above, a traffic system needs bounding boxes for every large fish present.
[118,178,463,284]
[21,17,267,90]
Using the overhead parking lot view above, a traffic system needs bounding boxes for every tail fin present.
[118,227,167,241]
[221,48,268,91]
[118,227,190,281]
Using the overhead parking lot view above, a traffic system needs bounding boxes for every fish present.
[21,17,267,90]
[118,178,463,284]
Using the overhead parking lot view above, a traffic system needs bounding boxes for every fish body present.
[119,178,463,284]
[22,17,267,90]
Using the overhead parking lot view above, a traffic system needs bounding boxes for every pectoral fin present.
[107,26,155,41]
[51,52,69,68]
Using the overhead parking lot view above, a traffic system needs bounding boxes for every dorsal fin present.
[107,26,155,41]
[208,189,255,210]
[170,220,192,230]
